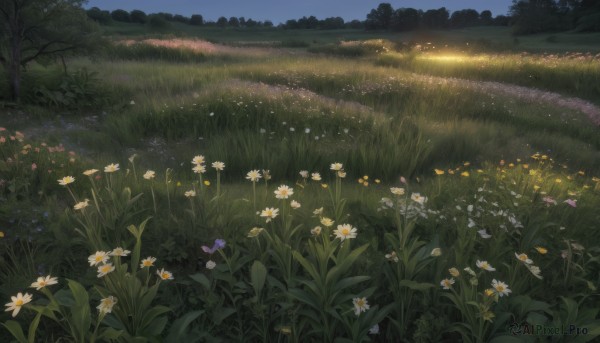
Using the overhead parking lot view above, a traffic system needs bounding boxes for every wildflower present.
[290,200,301,209]
[411,193,427,205]
[143,170,155,180]
[88,251,109,267]
[110,247,131,257]
[337,171,346,178]
[461,171,470,177]
[564,199,577,208]
[491,279,511,297]
[83,169,98,176]
[330,163,343,171]
[97,296,117,314]
[434,169,445,175]
[375,179,381,184]
[104,163,119,173]
[390,187,405,196]
[262,170,271,180]
[260,207,279,223]
[334,224,357,241]
[191,155,205,165]
[211,161,225,171]
[352,297,370,316]
[30,275,58,290]
[31,163,37,171]
[274,185,294,199]
[202,239,226,254]
[58,176,75,186]
[515,253,533,264]
[74,199,90,211]
[313,207,324,215]
[369,324,379,335]
[535,246,548,254]
[430,248,442,257]
[321,183,328,188]
[97,263,115,278]
[449,268,460,277]
[206,261,216,270]
[247,227,264,238]
[193,165,206,174]
[385,251,399,262]
[4,292,33,317]
[464,267,476,276]
[478,229,492,239]
[311,173,321,181]
[184,190,196,197]
[157,268,174,280]
[476,260,496,271]
[320,217,334,227]
[555,178,562,183]
[140,257,156,268]
[299,170,309,178]
[542,196,557,206]
[440,278,455,290]
[246,170,262,182]
[204,180,210,186]
[484,288,495,297]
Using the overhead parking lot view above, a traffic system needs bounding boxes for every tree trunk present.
[8,14,23,102]
[8,56,21,102]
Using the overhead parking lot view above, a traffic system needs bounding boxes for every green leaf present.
[398,279,435,291]
[2,321,28,343]
[67,279,91,342]
[213,307,236,325]
[139,305,171,333]
[27,311,43,343]
[189,273,211,289]
[96,327,123,341]
[165,310,204,343]
[250,260,267,296]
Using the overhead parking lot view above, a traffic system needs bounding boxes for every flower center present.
[342,228,349,235]
[496,285,504,292]
[15,300,23,306]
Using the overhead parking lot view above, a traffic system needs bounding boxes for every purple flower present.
[564,199,577,208]
[201,239,226,254]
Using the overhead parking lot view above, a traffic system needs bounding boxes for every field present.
[1,25,600,342]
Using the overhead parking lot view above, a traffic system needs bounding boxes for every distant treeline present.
[86,0,600,34]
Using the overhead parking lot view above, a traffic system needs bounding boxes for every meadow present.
[1,25,600,342]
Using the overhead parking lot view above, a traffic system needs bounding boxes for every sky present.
[85,0,513,24]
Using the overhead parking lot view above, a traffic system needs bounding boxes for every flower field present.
[1,32,600,342]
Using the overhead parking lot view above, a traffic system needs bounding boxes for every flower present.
[290,200,301,209]
[464,267,476,276]
[248,227,264,237]
[430,248,442,257]
[140,257,157,268]
[313,207,324,215]
[104,163,119,173]
[211,161,225,171]
[434,169,445,175]
[184,190,196,197]
[58,176,75,186]
[491,279,511,297]
[461,171,470,177]
[311,173,321,181]
[535,246,548,254]
[143,170,155,180]
[97,263,115,278]
[97,296,117,314]
[330,163,343,171]
[201,239,226,255]
[74,199,90,211]
[449,268,460,277]
[260,207,279,222]
[88,251,109,266]
[246,170,262,182]
[352,297,370,316]
[542,196,557,206]
[410,193,427,205]
[311,226,322,236]
[193,165,206,174]
[334,224,357,241]
[440,278,455,290]
[110,247,131,257]
[262,169,271,180]
[337,171,346,178]
[157,268,174,280]
[191,155,205,165]
[274,185,294,199]
[478,229,492,239]
[515,253,533,264]
[484,288,495,297]
[83,169,98,176]
[525,264,543,279]
[320,217,334,227]
[299,170,309,178]
[30,275,58,290]
[206,260,216,270]
[564,199,577,208]
[369,324,379,335]
[476,260,496,272]
[4,292,33,317]
[385,251,399,262]
[390,187,405,196]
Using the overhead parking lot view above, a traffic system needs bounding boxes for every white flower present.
[104,163,119,173]
[4,292,33,317]
[110,247,131,257]
[260,207,279,223]
[463,267,476,276]
[74,199,90,211]
[313,207,323,215]
[274,185,293,199]
[390,187,405,196]
[97,296,117,314]
[97,263,115,278]
[333,224,357,241]
[311,226,322,236]
[191,155,205,165]
[385,251,399,262]
[330,163,343,171]
[192,165,206,174]
[157,268,174,280]
[184,190,196,197]
[476,260,496,272]
[140,257,156,268]
[440,278,455,290]
[246,170,262,182]
[515,253,533,264]
[88,251,109,267]
[206,260,216,270]
[311,173,321,181]
[411,193,427,205]
[290,200,301,209]
[352,297,370,316]
[478,229,492,239]
[299,170,309,178]
[430,248,442,257]
[211,161,225,171]
[369,324,379,335]
[30,275,58,290]
[143,170,155,180]
[491,279,511,297]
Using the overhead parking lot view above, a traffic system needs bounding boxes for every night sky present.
[85,0,513,24]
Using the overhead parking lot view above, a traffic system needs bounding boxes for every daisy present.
[290,200,301,209]
[88,251,109,267]
[330,163,343,171]
[311,226,322,236]
[83,169,98,176]
[206,261,216,270]
[97,263,115,278]
[74,199,90,211]
[390,187,405,196]
[260,207,279,223]
[478,229,492,239]
[191,155,205,165]
[334,224,357,241]
[184,190,196,197]
[97,296,117,314]
[491,279,511,297]
[58,176,75,186]
[449,268,460,277]
[157,268,174,280]
[440,278,455,290]
[274,185,293,199]
[476,260,496,271]
[515,253,533,264]
[104,163,119,173]
[411,193,427,205]
[352,297,370,316]
[311,173,321,181]
[247,227,264,237]
[143,170,155,180]
[110,247,131,257]
[313,207,323,215]
[4,292,33,317]
[320,217,334,227]
[246,170,262,182]
[211,161,225,171]
[30,275,58,290]
[299,170,309,178]
[535,246,548,254]
[192,165,206,174]
[140,257,157,268]
[385,251,399,262]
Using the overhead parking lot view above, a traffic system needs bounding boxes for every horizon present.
[85,0,512,24]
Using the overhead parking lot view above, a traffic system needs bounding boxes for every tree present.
[263,20,273,28]
[480,10,493,25]
[190,14,204,26]
[228,16,239,27]
[450,9,480,28]
[130,10,147,24]
[366,3,394,30]
[390,8,420,31]
[110,9,130,22]
[421,7,449,28]
[173,14,189,24]
[0,0,98,101]
[216,16,228,27]
[86,7,111,24]
[510,0,566,34]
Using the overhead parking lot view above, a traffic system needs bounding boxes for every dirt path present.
[415,74,600,126]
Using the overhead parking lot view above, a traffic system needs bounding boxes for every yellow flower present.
[140,257,157,268]
[83,169,98,176]
[58,176,75,186]
[110,247,131,257]
[363,181,369,187]
[535,246,548,255]
[515,252,533,264]
[434,169,445,175]
[476,260,496,271]
[320,217,334,227]
[204,180,210,186]
[260,207,279,223]
[363,175,369,180]
[390,187,405,195]
[247,227,264,237]
[430,248,442,257]
[30,275,59,290]
[104,163,119,173]
[176,181,182,187]
[97,296,117,314]
[4,292,33,317]
[440,278,455,290]
[449,268,460,277]
[157,268,174,280]
[533,185,541,191]
[358,178,364,184]
[555,178,562,183]
[375,179,381,184]
[0,231,4,238]
[492,279,511,297]
[321,183,328,189]
[461,171,470,177]
[484,288,495,297]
